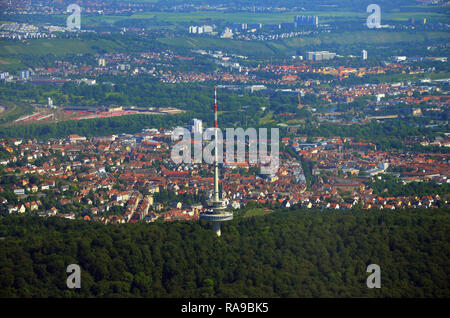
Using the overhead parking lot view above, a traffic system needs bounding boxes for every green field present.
[0,56,24,72]
[83,8,449,25]
[243,208,273,217]
[84,11,349,25]
[386,6,450,23]
[1,6,448,28]
[0,38,125,56]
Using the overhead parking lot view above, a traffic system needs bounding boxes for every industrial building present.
[307,51,336,61]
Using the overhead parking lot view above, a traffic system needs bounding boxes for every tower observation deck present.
[199,86,233,236]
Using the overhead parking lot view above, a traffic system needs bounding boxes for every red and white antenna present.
[199,85,233,237]
[213,86,219,201]
[214,86,218,129]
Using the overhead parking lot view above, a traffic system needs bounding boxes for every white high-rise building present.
[362,50,368,60]
[189,25,214,34]
[20,70,30,80]
[307,51,336,61]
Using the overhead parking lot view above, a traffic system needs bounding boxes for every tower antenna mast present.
[199,86,233,237]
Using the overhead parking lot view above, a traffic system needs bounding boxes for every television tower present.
[199,86,233,237]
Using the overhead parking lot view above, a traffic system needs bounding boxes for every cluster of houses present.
[0,128,448,222]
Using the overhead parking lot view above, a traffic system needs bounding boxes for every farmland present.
[80,8,450,26]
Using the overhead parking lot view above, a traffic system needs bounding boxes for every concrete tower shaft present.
[199,86,233,236]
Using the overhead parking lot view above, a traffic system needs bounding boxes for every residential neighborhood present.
[1,127,448,223]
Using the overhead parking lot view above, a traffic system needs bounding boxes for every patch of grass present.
[385,9,450,23]
[259,111,275,125]
[81,10,365,28]
[244,208,273,218]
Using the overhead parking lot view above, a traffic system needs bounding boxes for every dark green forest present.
[0,208,449,298]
